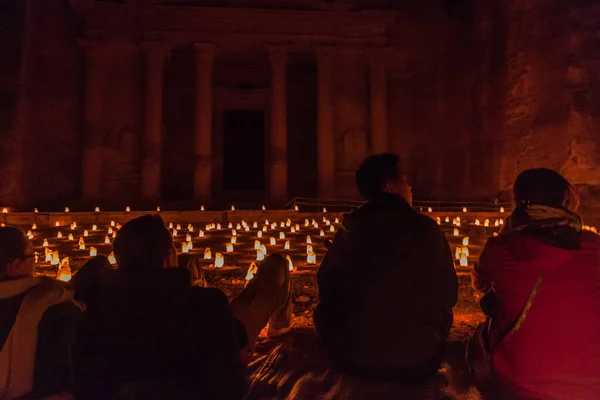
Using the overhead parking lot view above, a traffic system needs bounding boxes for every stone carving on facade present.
[102,126,141,199]
[341,128,368,170]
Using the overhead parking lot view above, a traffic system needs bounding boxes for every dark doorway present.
[223,110,266,191]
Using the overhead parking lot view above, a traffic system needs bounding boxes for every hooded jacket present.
[472,230,600,399]
[315,194,458,373]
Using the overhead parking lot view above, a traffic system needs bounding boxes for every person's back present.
[315,154,458,381]
[0,227,82,400]
[477,230,600,399]
[471,168,600,399]
[73,215,246,400]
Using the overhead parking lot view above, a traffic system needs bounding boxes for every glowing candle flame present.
[270,237,276,246]
[499,219,504,226]
[436,217,441,225]
[453,228,459,236]
[232,229,237,237]
[231,205,235,211]
[126,206,131,212]
[445,217,450,223]
[291,227,296,233]
[254,240,261,250]
[57,257,71,281]
[65,207,69,212]
[462,247,469,257]
[156,206,161,212]
[259,244,267,255]
[68,233,74,241]
[256,250,265,261]
[172,229,178,237]
[204,247,212,259]
[257,231,263,238]
[45,251,52,262]
[199,230,204,238]
[455,247,461,260]
[295,224,300,231]
[228,222,233,229]
[294,205,299,211]
[169,222,173,229]
[307,251,316,264]
[286,219,291,227]
[307,244,313,254]
[186,241,193,249]
[89,247,97,257]
[323,207,327,213]
[92,224,97,231]
[475,219,480,226]
[57,231,63,239]
[306,235,312,244]
[236,223,241,230]
[51,251,60,265]
[182,242,189,253]
[262,205,266,210]
[55,221,60,227]
[246,262,258,280]
[108,252,116,265]
[319,229,325,237]
[201,205,205,211]
[176,224,181,230]
[105,236,110,244]
[188,224,194,231]
[493,232,498,237]
[286,255,294,271]
[111,221,115,227]
[253,222,258,228]
[27,230,33,239]
[217,223,221,229]
[428,207,433,212]
[230,236,237,244]
[265,219,269,226]
[484,219,490,227]
[34,208,38,213]
[462,237,469,246]
[79,237,85,250]
[329,225,335,232]
[32,223,37,230]
[279,232,285,239]
[215,253,224,268]
[494,220,499,227]
[84,230,88,237]
[463,207,467,212]
[459,254,468,267]
[186,234,191,242]
[305,219,309,227]
[226,243,233,252]
[43,239,49,247]
[95,206,100,212]
[500,207,505,213]
[284,240,290,250]
[262,226,267,232]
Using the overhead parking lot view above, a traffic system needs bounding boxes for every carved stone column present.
[192,43,216,203]
[268,46,288,205]
[315,45,336,199]
[368,47,390,154]
[141,42,168,202]
[80,40,107,203]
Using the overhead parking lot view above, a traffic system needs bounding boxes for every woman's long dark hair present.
[513,168,579,211]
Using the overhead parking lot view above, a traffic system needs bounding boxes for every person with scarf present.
[471,168,600,399]
[0,226,84,400]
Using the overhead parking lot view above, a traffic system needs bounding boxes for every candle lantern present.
[307,252,316,265]
[214,253,224,268]
[203,248,212,259]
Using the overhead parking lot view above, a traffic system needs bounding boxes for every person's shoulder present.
[41,300,82,328]
[189,287,231,310]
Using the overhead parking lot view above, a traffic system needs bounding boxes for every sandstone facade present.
[0,0,598,212]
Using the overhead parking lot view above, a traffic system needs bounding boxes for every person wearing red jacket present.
[472,168,600,399]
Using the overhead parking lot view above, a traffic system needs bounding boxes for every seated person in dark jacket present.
[73,214,291,400]
[0,226,82,399]
[314,153,458,382]
[72,215,248,400]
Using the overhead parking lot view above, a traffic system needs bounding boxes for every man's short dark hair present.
[113,214,173,270]
[0,227,28,277]
[355,153,402,200]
